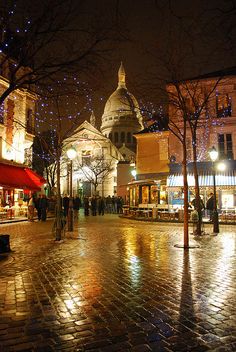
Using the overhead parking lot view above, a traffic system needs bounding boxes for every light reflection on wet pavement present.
[0,215,235,351]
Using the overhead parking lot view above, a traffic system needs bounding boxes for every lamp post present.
[209,146,219,234]
[66,147,77,231]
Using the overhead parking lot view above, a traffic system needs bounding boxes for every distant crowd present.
[26,194,125,223]
[62,194,125,217]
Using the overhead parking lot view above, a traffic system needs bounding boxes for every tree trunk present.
[55,150,62,241]
[192,135,203,235]
[182,140,189,248]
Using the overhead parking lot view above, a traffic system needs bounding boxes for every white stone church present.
[60,63,143,198]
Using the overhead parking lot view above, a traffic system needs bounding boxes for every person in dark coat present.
[91,196,97,216]
[84,197,89,216]
[117,196,124,214]
[206,193,214,221]
[98,197,105,215]
[63,195,70,217]
[35,194,42,221]
[40,194,49,221]
[73,196,81,220]
[191,196,205,221]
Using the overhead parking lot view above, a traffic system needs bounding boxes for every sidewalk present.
[0,215,235,351]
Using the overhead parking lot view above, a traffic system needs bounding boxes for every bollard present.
[0,234,11,253]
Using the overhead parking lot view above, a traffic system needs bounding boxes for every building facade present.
[61,121,124,198]
[0,54,45,217]
[167,70,236,211]
[127,68,236,217]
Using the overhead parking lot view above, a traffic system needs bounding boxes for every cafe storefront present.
[127,179,167,207]
[0,162,46,220]
[167,161,236,222]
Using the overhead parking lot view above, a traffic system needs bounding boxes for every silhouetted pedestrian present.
[63,195,69,217]
[73,196,81,220]
[35,194,42,221]
[206,193,214,221]
[40,194,49,221]
[98,196,105,215]
[91,195,97,216]
[84,197,89,216]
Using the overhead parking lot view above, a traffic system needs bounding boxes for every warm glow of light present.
[209,146,218,162]
[67,147,77,160]
[131,169,137,177]
[217,162,226,171]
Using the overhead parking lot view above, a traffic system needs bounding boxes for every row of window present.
[186,133,234,160]
[103,115,137,122]
[105,131,135,144]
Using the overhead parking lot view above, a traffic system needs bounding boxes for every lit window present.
[216,93,232,118]
[218,134,233,159]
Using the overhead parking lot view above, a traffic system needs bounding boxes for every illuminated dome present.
[100,63,143,152]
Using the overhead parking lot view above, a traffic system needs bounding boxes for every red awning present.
[0,163,46,191]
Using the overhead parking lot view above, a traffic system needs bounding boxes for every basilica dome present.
[100,63,143,152]
[103,86,140,117]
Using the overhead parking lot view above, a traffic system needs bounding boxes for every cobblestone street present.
[0,214,235,351]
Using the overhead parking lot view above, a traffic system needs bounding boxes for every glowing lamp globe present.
[67,147,77,160]
[209,147,218,162]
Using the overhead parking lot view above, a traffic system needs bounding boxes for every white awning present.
[167,173,236,188]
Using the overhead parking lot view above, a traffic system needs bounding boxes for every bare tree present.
[0,0,124,105]
[33,130,58,193]
[132,0,233,245]
[76,155,114,195]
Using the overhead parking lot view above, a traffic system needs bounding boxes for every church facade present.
[60,63,143,198]
[61,120,124,198]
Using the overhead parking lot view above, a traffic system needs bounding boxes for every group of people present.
[28,194,49,222]
[62,195,81,218]
[62,194,124,217]
[83,195,124,216]
[191,193,215,221]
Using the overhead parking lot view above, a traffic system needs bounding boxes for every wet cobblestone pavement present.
[0,214,235,351]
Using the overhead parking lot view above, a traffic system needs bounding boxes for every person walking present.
[40,194,49,221]
[117,196,124,214]
[27,195,35,222]
[73,196,81,220]
[206,193,214,221]
[35,194,42,221]
[84,197,90,216]
[98,196,105,216]
[63,195,69,217]
[106,195,112,213]
[91,195,97,216]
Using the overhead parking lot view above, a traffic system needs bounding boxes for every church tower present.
[100,63,143,153]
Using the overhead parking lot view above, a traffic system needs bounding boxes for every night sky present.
[4,0,235,125]
[84,0,236,120]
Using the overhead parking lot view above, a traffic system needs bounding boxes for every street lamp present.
[209,146,219,234]
[131,169,137,179]
[66,147,77,231]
